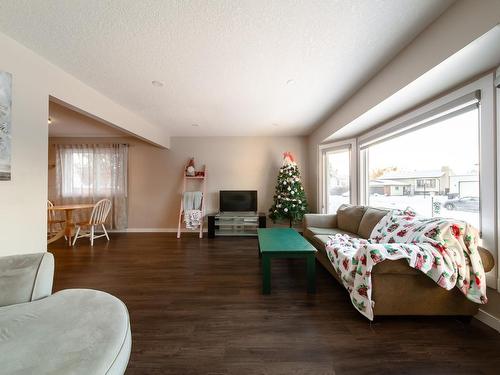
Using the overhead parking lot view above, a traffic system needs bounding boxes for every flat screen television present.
[219,190,257,212]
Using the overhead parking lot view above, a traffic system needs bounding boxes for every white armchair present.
[0,252,131,375]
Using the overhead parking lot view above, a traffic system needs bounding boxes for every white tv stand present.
[207,212,266,237]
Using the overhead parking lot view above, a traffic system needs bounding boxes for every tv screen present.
[220,190,257,212]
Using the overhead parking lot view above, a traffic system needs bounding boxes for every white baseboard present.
[108,228,207,233]
[475,308,500,333]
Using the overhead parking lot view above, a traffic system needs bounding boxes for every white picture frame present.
[0,70,12,181]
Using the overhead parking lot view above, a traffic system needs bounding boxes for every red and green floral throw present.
[325,208,487,320]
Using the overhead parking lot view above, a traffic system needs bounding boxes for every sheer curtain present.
[55,144,128,229]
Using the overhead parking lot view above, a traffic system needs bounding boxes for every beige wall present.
[49,136,308,229]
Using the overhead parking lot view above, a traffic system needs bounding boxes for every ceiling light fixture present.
[151,80,164,87]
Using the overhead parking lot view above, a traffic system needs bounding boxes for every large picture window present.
[362,105,480,229]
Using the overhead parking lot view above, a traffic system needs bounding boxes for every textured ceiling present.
[0,0,454,136]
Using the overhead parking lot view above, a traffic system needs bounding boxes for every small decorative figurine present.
[185,158,196,176]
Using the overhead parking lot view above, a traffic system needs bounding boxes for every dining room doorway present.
[47,99,130,246]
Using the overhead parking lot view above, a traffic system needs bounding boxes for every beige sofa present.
[0,252,131,374]
[304,204,495,316]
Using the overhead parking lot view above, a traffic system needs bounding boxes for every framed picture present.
[0,71,12,181]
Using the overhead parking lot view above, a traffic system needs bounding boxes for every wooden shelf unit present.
[177,167,206,239]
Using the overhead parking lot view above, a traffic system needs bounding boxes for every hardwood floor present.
[49,233,500,375]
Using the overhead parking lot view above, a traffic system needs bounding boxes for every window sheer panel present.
[55,144,128,230]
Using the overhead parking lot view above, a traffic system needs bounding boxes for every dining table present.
[47,203,95,246]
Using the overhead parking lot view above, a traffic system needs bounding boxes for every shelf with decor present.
[177,159,206,239]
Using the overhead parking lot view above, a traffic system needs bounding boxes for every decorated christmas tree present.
[269,152,308,227]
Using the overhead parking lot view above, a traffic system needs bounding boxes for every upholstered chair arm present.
[304,214,338,229]
[0,252,54,307]
[477,246,495,273]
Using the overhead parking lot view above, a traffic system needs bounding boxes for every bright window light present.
[365,108,480,230]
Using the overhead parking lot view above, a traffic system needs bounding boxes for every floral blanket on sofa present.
[325,208,487,320]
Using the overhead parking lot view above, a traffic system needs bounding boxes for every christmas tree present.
[269,152,308,227]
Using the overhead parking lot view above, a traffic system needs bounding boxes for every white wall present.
[0,32,169,256]
[307,0,500,210]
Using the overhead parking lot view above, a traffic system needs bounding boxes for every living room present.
[1,1,500,374]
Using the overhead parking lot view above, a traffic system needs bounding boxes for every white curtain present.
[55,144,128,229]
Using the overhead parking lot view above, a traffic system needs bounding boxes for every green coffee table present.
[257,228,317,294]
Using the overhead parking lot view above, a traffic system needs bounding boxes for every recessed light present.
[151,80,164,87]
[191,124,199,127]
[286,79,295,85]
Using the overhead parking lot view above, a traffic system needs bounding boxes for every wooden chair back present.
[89,199,112,225]
[47,200,55,222]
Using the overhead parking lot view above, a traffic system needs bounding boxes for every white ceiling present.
[0,0,454,137]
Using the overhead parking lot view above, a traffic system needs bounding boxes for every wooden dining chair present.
[72,199,112,246]
[47,200,65,237]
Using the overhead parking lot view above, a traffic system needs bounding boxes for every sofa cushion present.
[304,214,337,229]
[304,226,341,239]
[0,252,54,307]
[357,207,389,239]
[0,289,131,375]
[312,230,361,247]
[337,204,366,234]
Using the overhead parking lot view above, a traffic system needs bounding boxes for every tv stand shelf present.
[208,212,266,238]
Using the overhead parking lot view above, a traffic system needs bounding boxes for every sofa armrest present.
[478,246,495,273]
[0,252,54,307]
[304,214,337,229]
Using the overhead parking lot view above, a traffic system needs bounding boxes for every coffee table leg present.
[307,254,316,293]
[262,255,271,294]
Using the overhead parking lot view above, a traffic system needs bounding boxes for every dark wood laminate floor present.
[49,233,500,375]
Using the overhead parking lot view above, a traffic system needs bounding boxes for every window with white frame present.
[416,179,437,189]
[360,94,481,230]
[320,141,356,214]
